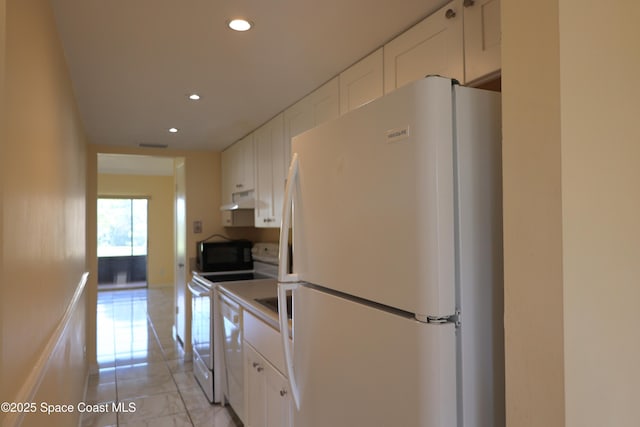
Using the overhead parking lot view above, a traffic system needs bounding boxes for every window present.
[98,198,148,257]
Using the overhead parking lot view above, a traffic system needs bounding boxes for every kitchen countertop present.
[217,279,284,331]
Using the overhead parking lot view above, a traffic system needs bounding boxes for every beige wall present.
[559,2,640,426]
[502,0,565,424]
[503,1,640,426]
[1,0,88,425]
[98,173,175,286]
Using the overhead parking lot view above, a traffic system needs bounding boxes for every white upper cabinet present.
[284,77,340,162]
[339,48,384,114]
[222,133,255,204]
[220,1,500,229]
[462,0,501,83]
[254,113,286,228]
[384,0,464,93]
[306,76,340,126]
[221,134,255,226]
[221,146,233,206]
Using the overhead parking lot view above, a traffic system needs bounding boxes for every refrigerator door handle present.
[278,282,301,410]
[278,152,299,283]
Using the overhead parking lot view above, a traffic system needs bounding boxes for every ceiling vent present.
[139,143,168,149]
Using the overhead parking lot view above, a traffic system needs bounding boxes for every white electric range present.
[187,242,278,404]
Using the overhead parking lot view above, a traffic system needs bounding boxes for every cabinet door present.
[221,147,233,206]
[339,48,384,114]
[255,113,285,228]
[254,123,272,226]
[265,366,292,427]
[244,342,292,427]
[463,0,501,83]
[234,133,255,192]
[283,77,339,163]
[245,343,267,427]
[311,77,340,125]
[283,102,312,166]
[384,0,463,93]
[221,133,255,208]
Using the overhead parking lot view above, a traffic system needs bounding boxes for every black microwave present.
[196,239,253,272]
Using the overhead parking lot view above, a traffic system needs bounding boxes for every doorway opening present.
[97,197,148,290]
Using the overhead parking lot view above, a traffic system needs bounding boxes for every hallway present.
[82,288,241,427]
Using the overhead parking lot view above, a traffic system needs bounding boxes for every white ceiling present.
[51,0,447,152]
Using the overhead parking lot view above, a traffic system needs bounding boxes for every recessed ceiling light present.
[189,94,200,100]
[228,19,252,32]
[169,127,179,133]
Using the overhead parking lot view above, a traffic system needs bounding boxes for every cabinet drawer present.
[244,311,286,374]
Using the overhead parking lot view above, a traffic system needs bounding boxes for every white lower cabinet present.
[244,341,292,427]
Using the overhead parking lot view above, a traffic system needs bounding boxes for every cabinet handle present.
[280,389,288,397]
[445,8,456,19]
[235,184,243,188]
[463,0,475,7]
[252,362,264,372]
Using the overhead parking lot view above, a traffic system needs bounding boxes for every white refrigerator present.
[277,76,504,427]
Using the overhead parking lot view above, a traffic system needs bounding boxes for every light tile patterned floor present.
[81,287,242,427]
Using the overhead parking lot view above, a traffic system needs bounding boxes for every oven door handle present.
[187,281,212,297]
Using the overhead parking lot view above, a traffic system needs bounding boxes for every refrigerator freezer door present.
[291,285,457,427]
[291,77,456,317]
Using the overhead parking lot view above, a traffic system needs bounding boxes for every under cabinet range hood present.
[221,190,255,227]
[220,190,255,211]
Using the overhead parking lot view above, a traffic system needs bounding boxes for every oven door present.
[188,279,214,402]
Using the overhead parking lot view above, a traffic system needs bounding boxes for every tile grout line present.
[90,288,238,427]
[146,294,196,427]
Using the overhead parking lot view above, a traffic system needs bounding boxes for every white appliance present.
[277,77,504,427]
[219,292,244,418]
[188,242,278,404]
